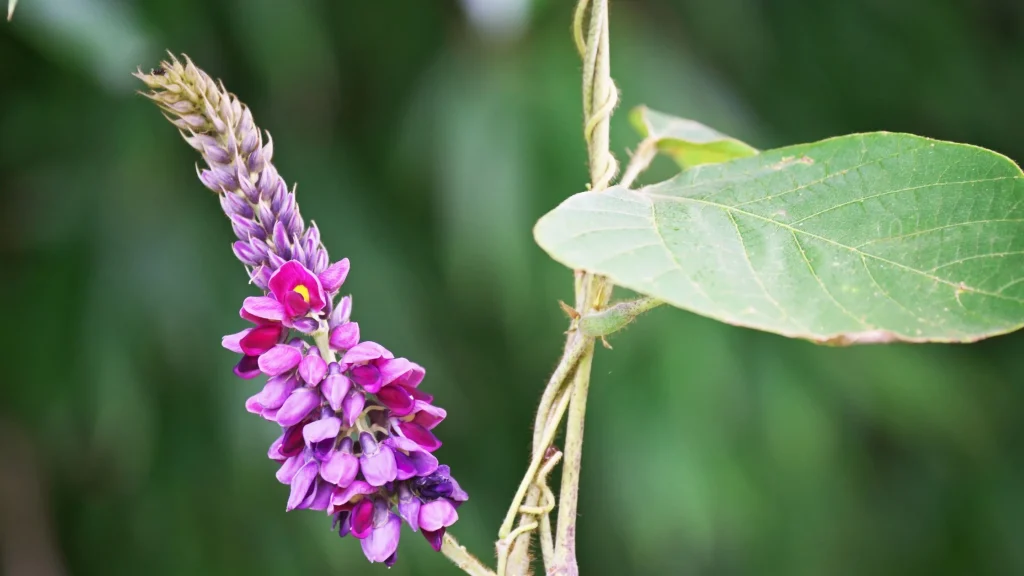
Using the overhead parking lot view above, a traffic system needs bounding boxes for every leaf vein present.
[789,177,1014,226]
[789,231,873,329]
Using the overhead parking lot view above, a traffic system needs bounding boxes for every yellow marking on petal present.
[293,284,310,303]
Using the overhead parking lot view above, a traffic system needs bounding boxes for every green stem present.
[500,1,619,574]
[578,296,664,339]
[312,325,337,363]
[442,534,497,576]
[550,1,616,574]
[619,137,658,189]
[498,337,588,540]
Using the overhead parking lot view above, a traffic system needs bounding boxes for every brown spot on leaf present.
[819,330,902,346]
[770,155,815,170]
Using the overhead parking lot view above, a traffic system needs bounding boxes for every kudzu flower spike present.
[137,54,467,566]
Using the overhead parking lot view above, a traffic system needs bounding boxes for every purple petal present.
[272,221,291,255]
[283,291,311,318]
[448,476,469,503]
[329,322,360,351]
[233,355,262,379]
[242,296,286,322]
[330,481,375,511]
[303,417,341,445]
[303,479,333,511]
[341,390,366,427]
[279,424,306,458]
[350,498,375,539]
[268,436,286,461]
[240,324,284,356]
[321,372,351,412]
[320,450,359,487]
[299,352,328,385]
[318,258,351,293]
[245,394,264,415]
[334,511,351,538]
[418,499,458,532]
[361,513,401,563]
[330,296,352,328]
[232,240,262,266]
[422,529,445,552]
[276,388,320,427]
[408,387,434,403]
[379,358,425,388]
[291,317,319,333]
[397,421,442,452]
[398,484,421,532]
[408,449,439,477]
[377,385,415,417]
[257,374,298,410]
[350,364,382,393]
[228,214,261,241]
[394,450,416,481]
[340,341,393,365]
[412,402,447,430]
[286,460,318,511]
[219,190,251,216]
[267,250,287,270]
[276,455,304,484]
[258,344,302,376]
[250,265,272,290]
[360,444,398,487]
[222,329,248,353]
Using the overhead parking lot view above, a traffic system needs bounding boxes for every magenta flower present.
[138,56,467,567]
[269,260,327,318]
[241,261,328,331]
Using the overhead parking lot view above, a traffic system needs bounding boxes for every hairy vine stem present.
[497,2,618,575]
[551,2,616,574]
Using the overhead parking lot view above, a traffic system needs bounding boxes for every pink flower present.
[269,261,327,318]
[241,261,328,329]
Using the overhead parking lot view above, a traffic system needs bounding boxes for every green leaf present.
[535,132,1024,344]
[630,106,759,168]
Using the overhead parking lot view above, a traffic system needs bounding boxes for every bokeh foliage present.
[2,1,1023,575]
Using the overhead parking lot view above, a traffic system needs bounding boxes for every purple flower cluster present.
[223,261,467,565]
[137,55,466,566]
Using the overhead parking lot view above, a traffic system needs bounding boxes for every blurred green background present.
[3,0,1024,575]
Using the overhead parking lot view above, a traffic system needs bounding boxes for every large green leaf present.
[535,132,1024,344]
[630,106,759,168]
